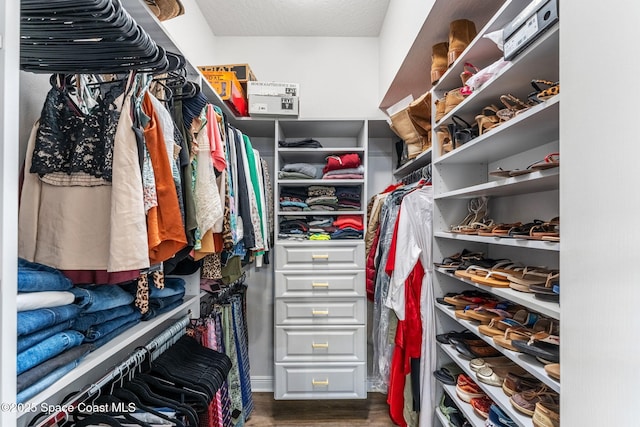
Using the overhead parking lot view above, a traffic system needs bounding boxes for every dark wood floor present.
[245,392,396,426]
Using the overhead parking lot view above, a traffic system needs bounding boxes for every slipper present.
[523,217,560,240]
[529,152,560,171]
[454,265,490,280]
[478,318,508,337]
[544,363,560,380]
[471,271,512,288]
[469,355,512,371]
[491,222,522,236]
[511,339,559,363]
[433,362,464,385]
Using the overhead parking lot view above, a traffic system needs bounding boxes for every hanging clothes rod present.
[31,314,191,427]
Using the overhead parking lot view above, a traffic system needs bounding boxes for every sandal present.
[470,271,512,288]
[490,222,522,236]
[530,152,560,171]
[525,217,560,240]
[496,94,531,122]
[475,104,501,135]
[528,79,560,104]
[508,221,544,237]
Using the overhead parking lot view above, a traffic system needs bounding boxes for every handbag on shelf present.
[447,115,478,149]
[390,106,430,160]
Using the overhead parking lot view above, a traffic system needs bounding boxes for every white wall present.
[212,36,384,120]
[377,0,434,103]
[560,0,640,424]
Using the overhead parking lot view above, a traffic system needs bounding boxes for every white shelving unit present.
[273,119,369,400]
[378,0,562,425]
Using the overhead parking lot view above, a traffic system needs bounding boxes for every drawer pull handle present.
[312,254,329,260]
[312,342,329,349]
[311,282,330,288]
[312,309,329,315]
[312,378,329,386]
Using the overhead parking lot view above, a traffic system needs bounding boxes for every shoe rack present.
[429,1,560,426]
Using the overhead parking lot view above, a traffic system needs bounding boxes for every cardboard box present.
[199,64,257,95]
[249,95,299,117]
[247,81,299,97]
[198,69,248,116]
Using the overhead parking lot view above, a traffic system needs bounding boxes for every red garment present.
[365,225,381,301]
[387,261,424,427]
[385,208,424,426]
[333,215,363,230]
[323,153,361,174]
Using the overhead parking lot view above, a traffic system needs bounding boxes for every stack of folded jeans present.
[16,259,91,403]
[71,284,139,348]
[122,277,186,321]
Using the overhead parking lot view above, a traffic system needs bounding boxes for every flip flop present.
[529,152,560,171]
[471,271,512,288]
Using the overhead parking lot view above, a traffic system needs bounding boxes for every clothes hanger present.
[111,388,185,427]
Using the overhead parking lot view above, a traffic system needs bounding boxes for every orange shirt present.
[143,93,187,263]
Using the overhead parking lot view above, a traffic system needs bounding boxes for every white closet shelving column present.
[0,0,20,425]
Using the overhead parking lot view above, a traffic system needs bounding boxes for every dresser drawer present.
[275,298,366,325]
[275,325,365,362]
[275,271,365,298]
[275,242,364,270]
[274,363,366,400]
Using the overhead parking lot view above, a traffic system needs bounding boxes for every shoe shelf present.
[278,147,366,164]
[435,405,450,427]
[276,179,365,186]
[435,168,559,200]
[438,341,534,427]
[436,304,561,394]
[435,268,560,320]
[393,147,433,177]
[435,23,559,128]
[434,96,559,167]
[434,232,560,252]
[18,292,204,420]
[433,0,536,94]
[441,384,487,427]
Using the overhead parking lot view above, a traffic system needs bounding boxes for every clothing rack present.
[30,314,191,427]
[400,164,432,185]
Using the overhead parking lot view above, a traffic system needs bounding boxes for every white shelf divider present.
[436,304,560,393]
[435,168,559,200]
[435,268,560,320]
[435,232,560,252]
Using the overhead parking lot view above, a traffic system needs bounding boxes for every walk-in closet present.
[1,0,638,426]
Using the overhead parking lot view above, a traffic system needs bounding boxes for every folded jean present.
[16,360,80,403]
[71,284,134,313]
[17,330,85,375]
[72,304,136,332]
[18,258,73,293]
[17,319,74,353]
[91,319,141,349]
[150,292,185,311]
[84,311,142,342]
[122,277,186,300]
[17,304,82,336]
[17,344,93,392]
[17,291,75,312]
[142,299,184,321]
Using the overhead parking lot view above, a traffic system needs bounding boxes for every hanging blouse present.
[19,90,149,272]
[206,104,227,172]
[29,79,124,185]
[142,93,188,264]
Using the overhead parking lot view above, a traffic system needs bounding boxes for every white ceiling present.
[195,0,391,37]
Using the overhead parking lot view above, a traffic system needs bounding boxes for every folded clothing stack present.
[280,196,309,212]
[278,138,322,148]
[306,195,339,211]
[331,215,364,239]
[307,185,335,197]
[322,153,364,179]
[278,162,321,180]
[335,186,361,210]
[308,217,336,234]
[279,218,310,239]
